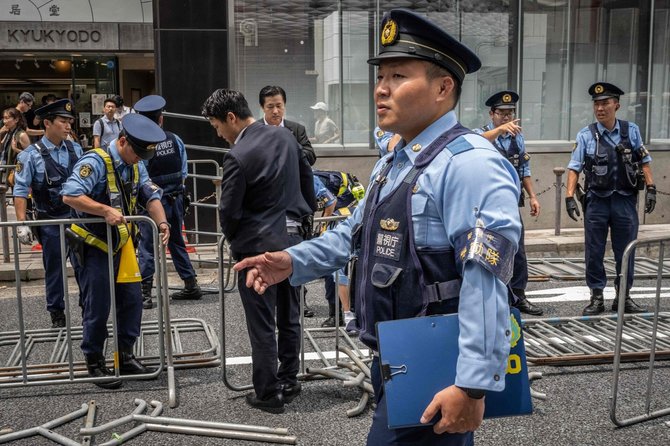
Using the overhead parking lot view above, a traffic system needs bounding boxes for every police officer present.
[313,170,365,329]
[475,91,544,316]
[13,99,83,328]
[566,82,655,316]
[61,113,170,389]
[235,9,521,444]
[133,95,202,309]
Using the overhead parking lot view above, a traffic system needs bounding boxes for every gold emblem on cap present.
[594,84,604,94]
[502,94,512,103]
[79,164,92,178]
[411,143,422,152]
[380,218,399,231]
[65,102,72,112]
[147,144,156,151]
[381,19,398,46]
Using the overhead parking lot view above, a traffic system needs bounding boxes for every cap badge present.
[65,102,72,112]
[381,19,398,46]
[147,144,156,152]
[411,143,422,152]
[594,84,604,94]
[502,94,512,103]
[380,218,399,231]
[79,164,92,178]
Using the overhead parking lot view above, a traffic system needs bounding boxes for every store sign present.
[0,22,117,50]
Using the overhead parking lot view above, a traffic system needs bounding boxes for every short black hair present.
[104,98,117,106]
[112,95,124,107]
[259,86,287,107]
[201,89,253,121]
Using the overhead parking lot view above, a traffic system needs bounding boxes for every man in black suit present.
[258,85,316,166]
[201,89,316,414]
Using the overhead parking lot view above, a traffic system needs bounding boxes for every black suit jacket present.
[219,120,316,256]
[283,120,316,166]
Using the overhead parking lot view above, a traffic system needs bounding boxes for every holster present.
[64,227,86,267]
[300,214,314,240]
[575,183,586,213]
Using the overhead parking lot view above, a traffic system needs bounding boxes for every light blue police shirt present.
[568,120,651,197]
[313,175,335,209]
[373,126,395,158]
[287,111,522,392]
[61,139,161,203]
[13,136,83,198]
[473,122,531,178]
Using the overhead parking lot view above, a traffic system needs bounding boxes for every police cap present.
[133,94,166,123]
[485,91,519,110]
[367,9,481,83]
[588,82,624,101]
[35,98,75,119]
[120,113,166,160]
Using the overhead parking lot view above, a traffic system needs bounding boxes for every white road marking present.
[526,286,670,303]
[225,349,370,366]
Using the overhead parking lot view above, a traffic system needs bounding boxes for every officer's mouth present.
[376,104,390,115]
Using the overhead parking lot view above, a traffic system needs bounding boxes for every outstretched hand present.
[233,251,293,294]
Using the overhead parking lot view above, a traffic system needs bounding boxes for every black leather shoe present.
[119,352,157,376]
[612,297,648,314]
[320,316,343,328]
[171,277,203,300]
[303,306,315,318]
[281,382,302,403]
[86,353,122,389]
[513,298,544,316]
[245,392,285,414]
[583,290,605,316]
[50,310,66,328]
[143,297,154,310]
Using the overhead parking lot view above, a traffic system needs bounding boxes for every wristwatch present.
[457,386,486,399]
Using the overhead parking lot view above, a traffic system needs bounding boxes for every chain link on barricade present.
[534,183,556,197]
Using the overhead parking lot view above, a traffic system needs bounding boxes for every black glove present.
[645,184,656,214]
[565,196,580,221]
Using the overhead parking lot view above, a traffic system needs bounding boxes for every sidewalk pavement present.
[0,224,668,281]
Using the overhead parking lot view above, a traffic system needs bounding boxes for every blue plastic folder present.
[376,307,532,429]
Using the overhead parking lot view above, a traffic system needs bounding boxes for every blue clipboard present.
[376,307,532,429]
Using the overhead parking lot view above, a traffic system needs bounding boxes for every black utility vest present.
[32,141,78,219]
[352,125,472,351]
[147,131,183,195]
[585,120,641,193]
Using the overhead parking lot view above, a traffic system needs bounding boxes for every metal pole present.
[0,185,10,263]
[553,167,565,236]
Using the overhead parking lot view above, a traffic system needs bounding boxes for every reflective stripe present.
[337,171,349,197]
[73,148,139,253]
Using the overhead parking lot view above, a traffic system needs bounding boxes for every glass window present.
[650,0,670,141]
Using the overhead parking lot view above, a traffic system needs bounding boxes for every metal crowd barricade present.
[0,216,180,406]
[610,234,670,427]
[527,256,670,281]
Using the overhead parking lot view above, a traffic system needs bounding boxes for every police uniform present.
[474,91,543,316]
[13,99,83,328]
[313,169,365,327]
[132,95,201,308]
[61,113,166,388]
[567,82,653,315]
[374,126,395,158]
[286,10,521,445]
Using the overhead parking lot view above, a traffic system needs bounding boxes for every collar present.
[103,115,118,124]
[235,125,250,144]
[41,136,64,150]
[596,119,620,135]
[395,111,458,166]
[263,117,285,127]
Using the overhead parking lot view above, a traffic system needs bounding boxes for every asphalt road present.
[1,269,669,446]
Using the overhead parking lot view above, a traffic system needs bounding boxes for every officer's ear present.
[615,103,620,111]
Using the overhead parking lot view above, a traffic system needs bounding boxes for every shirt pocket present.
[411,193,444,247]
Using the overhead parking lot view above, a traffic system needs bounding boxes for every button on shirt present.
[568,120,651,197]
[61,139,161,202]
[286,111,522,391]
[13,136,84,198]
[473,123,531,178]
